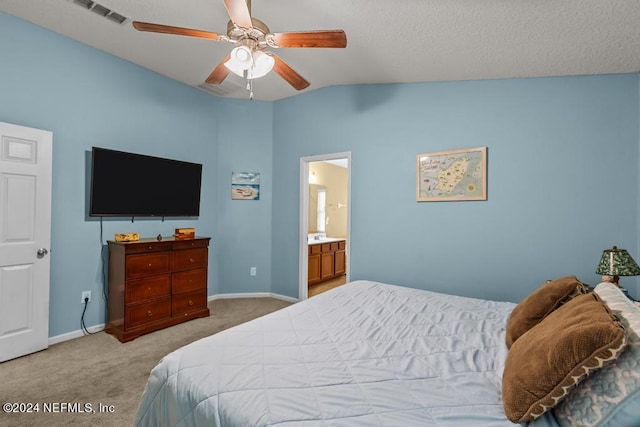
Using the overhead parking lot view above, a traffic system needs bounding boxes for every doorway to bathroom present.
[299,152,351,300]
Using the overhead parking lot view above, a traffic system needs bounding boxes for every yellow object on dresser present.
[114,233,139,242]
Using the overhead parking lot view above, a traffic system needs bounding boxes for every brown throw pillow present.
[505,275,589,348]
[502,293,627,423]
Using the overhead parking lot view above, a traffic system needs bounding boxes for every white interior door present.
[0,122,52,362]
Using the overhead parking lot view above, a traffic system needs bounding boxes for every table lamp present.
[596,246,640,297]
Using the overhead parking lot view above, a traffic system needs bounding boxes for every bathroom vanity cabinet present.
[308,239,346,284]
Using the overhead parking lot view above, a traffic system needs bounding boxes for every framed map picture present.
[231,172,260,200]
[416,147,487,202]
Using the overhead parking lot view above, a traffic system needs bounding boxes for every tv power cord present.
[81,297,100,335]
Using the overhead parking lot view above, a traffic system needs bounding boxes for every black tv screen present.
[89,147,202,217]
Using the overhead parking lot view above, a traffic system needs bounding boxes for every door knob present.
[37,248,49,258]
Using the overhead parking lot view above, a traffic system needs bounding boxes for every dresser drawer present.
[126,252,171,279]
[126,297,171,329]
[126,275,171,304]
[123,241,171,254]
[172,239,209,250]
[173,268,206,294]
[172,290,207,317]
[172,248,208,271]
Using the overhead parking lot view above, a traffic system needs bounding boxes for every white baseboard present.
[48,324,105,346]
[47,293,297,345]
[208,292,298,304]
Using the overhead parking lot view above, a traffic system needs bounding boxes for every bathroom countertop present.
[308,237,345,246]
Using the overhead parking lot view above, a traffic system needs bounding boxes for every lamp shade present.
[596,246,640,277]
[224,45,254,77]
[249,51,275,79]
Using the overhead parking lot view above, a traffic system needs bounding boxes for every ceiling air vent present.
[107,12,127,25]
[91,4,110,17]
[73,0,94,9]
[197,82,245,97]
[70,0,127,24]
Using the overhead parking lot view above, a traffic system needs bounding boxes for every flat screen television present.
[89,147,202,217]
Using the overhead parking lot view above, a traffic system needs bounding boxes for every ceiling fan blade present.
[270,30,347,48]
[223,0,253,29]
[270,54,310,91]
[205,53,232,84]
[132,21,226,41]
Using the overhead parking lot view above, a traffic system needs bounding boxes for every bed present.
[134,279,640,426]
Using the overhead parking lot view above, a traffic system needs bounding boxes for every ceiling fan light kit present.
[227,45,253,72]
[131,0,346,98]
[224,45,274,80]
[248,51,275,79]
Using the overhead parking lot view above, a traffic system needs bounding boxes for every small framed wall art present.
[231,172,260,200]
[416,147,487,202]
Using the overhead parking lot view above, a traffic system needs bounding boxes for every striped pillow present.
[553,282,640,426]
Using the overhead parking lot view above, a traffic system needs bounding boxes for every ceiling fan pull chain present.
[243,72,253,100]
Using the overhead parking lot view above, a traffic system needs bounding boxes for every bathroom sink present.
[308,236,344,245]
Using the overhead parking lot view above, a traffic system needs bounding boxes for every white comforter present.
[135,280,518,426]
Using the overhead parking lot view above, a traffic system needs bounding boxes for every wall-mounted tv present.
[89,147,202,217]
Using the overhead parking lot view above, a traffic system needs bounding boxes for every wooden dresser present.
[106,236,210,342]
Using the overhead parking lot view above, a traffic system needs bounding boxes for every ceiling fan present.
[132,0,347,96]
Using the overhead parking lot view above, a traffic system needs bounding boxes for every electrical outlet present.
[250,267,256,276]
[81,291,91,304]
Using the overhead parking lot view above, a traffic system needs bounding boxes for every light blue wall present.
[273,76,640,302]
[0,12,221,336]
[2,11,640,338]
[0,11,276,337]
[217,99,273,294]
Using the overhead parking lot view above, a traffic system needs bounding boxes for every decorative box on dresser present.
[106,236,210,342]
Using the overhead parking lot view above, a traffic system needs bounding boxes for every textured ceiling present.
[2,0,639,101]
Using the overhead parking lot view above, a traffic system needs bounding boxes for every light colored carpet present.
[0,297,291,427]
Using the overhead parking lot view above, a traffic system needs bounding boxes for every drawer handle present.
[148,246,153,250]
[189,258,195,263]
[188,300,194,306]
[147,310,152,317]
[148,263,152,267]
